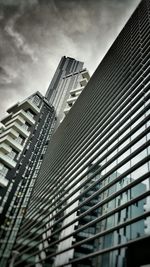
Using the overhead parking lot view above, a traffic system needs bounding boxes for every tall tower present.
[45,56,83,104]
[12,0,150,266]
[0,92,55,266]
[0,57,89,266]
[46,56,90,125]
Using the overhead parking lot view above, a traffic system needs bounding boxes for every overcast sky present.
[0,0,141,119]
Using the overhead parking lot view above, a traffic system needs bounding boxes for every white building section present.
[0,93,41,189]
[64,70,90,116]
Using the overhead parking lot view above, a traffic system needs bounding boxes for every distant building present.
[46,56,90,125]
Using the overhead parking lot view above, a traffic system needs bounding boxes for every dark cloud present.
[0,0,141,118]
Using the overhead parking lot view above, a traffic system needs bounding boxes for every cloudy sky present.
[0,0,141,119]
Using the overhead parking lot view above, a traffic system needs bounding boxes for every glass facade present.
[2,0,150,266]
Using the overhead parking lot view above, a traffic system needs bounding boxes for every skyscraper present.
[11,0,149,266]
[46,56,90,125]
[0,57,88,266]
[0,92,55,266]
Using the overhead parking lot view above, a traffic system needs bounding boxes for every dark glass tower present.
[12,0,150,266]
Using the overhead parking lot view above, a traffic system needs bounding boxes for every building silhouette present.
[9,0,150,266]
[0,92,55,266]
[0,57,89,266]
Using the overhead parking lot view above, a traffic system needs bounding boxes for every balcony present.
[64,107,71,115]
[7,103,19,114]
[0,152,16,168]
[70,86,84,95]
[0,128,19,139]
[6,98,40,115]
[0,135,23,152]
[18,99,40,114]
[0,143,11,154]
[67,97,77,105]
[81,71,90,81]
[5,115,25,127]
[1,114,12,125]
[5,122,30,138]
[12,110,35,125]
[0,176,8,187]
[75,91,82,96]
[80,78,88,87]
